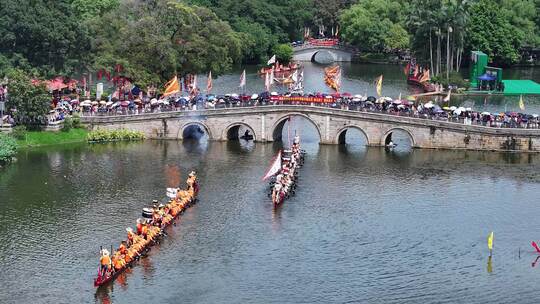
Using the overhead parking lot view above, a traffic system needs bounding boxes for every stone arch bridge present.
[81,105,540,152]
[292,44,356,62]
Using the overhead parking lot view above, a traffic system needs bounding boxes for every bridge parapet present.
[81,105,540,152]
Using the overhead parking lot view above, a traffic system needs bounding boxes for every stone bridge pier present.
[81,105,540,153]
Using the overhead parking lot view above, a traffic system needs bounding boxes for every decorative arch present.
[270,113,322,142]
[222,122,257,141]
[381,127,416,147]
[335,125,370,145]
[178,121,213,140]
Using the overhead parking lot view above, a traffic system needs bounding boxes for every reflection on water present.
[3,138,540,303]
[487,256,493,273]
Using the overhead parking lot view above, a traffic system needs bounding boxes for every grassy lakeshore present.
[17,129,88,148]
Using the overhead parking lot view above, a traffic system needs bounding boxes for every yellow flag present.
[519,95,525,111]
[376,75,383,96]
[163,75,180,97]
[487,231,494,251]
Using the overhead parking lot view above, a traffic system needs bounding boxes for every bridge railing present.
[80,101,540,130]
[292,43,358,53]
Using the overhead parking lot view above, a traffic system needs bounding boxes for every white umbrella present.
[481,111,491,115]
[325,95,333,99]
[392,100,402,104]
[150,98,158,105]
[449,106,457,111]
[91,101,99,105]
[352,98,361,102]
[99,100,106,105]
[112,102,119,108]
[354,94,363,99]
[533,114,539,118]
[454,109,462,115]
[106,101,113,106]
[397,104,405,109]
[466,107,472,111]
[251,94,259,100]
[424,102,434,108]
[163,100,170,105]
[270,92,279,96]
[231,93,239,98]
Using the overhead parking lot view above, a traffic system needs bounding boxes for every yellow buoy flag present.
[163,75,180,97]
[487,231,494,251]
[376,75,383,96]
[519,95,525,111]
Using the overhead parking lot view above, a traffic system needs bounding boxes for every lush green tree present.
[233,20,278,63]
[500,0,539,47]
[0,0,90,77]
[90,0,243,88]
[313,0,355,29]
[340,0,408,52]
[5,69,51,128]
[466,0,522,65]
[187,0,313,61]
[385,23,410,50]
[71,0,119,20]
[273,44,294,63]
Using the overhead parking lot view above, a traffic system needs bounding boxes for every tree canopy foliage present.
[0,0,90,77]
[339,0,540,68]
[89,0,243,88]
[0,0,539,87]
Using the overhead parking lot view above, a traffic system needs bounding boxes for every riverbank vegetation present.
[16,129,89,148]
[87,129,145,143]
[0,134,17,164]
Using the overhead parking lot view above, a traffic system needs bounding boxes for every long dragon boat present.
[264,137,305,207]
[324,65,341,91]
[93,173,199,287]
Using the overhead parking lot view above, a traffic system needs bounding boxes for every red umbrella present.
[331,92,341,98]
[121,101,129,107]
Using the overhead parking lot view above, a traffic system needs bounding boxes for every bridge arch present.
[335,126,370,145]
[222,122,257,141]
[271,113,322,143]
[310,50,336,63]
[382,127,416,148]
[178,121,213,140]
